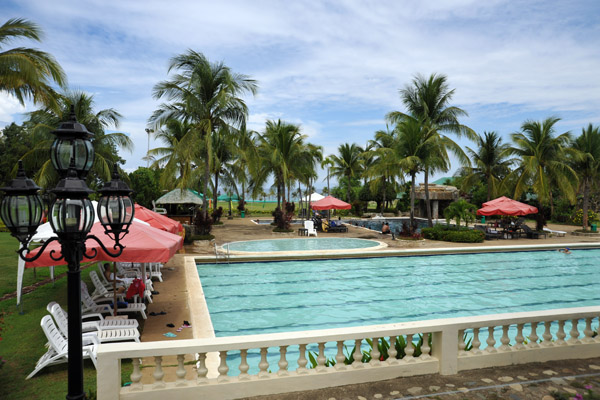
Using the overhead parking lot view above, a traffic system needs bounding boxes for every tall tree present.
[509,117,578,228]
[461,131,514,201]
[364,127,401,213]
[571,124,600,230]
[150,50,257,219]
[387,73,474,226]
[255,120,306,207]
[21,90,132,189]
[0,18,66,109]
[329,143,364,203]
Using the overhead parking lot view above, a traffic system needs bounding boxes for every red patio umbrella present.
[26,220,183,268]
[134,204,183,235]
[311,195,351,210]
[477,197,538,216]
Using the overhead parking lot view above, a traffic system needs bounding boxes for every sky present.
[1,0,599,190]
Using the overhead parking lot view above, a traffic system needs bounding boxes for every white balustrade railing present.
[97,306,600,400]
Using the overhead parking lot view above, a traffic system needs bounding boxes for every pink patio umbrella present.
[311,195,351,210]
[26,220,183,268]
[477,197,538,216]
[134,204,183,235]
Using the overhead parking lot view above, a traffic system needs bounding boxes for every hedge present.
[421,226,484,243]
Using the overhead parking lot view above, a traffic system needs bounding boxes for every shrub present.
[422,225,484,243]
[572,209,599,226]
[237,199,246,212]
[194,208,213,236]
[211,207,224,223]
[272,202,295,230]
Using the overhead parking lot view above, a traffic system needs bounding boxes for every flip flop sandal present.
[163,332,177,338]
[166,323,175,328]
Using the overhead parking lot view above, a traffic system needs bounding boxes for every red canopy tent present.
[477,197,538,216]
[26,220,183,268]
[311,195,351,210]
[134,204,183,235]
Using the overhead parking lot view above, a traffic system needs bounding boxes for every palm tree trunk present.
[327,168,330,194]
[583,178,590,230]
[202,157,210,219]
[410,171,416,229]
[213,174,219,212]
[549,190,555,221]
[486,173,492,201]
[346,176,351,203]
[424,169,433,227]
[381,177,386,216]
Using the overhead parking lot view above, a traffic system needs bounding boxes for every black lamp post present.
[0,107,134,400]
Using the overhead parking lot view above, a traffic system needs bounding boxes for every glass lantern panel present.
[98,196,133,226]
[51,198,94,234]
[51,139,73,172]
[73,139,94,172]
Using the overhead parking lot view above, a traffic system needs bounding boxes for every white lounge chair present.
[81,282,147,319]
[149,262,163,282]
[46,301,139,332]
[304,220,317,237]
[543,227,566,237]
[27,315,98,379]
[48,303,139,343]
[89,271,130,301]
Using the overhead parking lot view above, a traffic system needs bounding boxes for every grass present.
[0,232,132,399]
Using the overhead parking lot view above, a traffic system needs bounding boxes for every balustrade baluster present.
[568,319,581,344]
[258,347,269,378]
[458,329,467,355]
[405,334,415,362]
[370,337,381,365]
[514,323,525,350]
[317,342,327,372]
[556,320,567,345]
[335,341,346,370]
[218,351,229,382]
[353,339,364,368]
[239,349,250,380]
[499,325,511,351]
[130,358,143,391]
[175,354,187,386]
[387,336,398,365]
[541,321,553,347]
[197,353,208,384]
[278,346,289,376]
[486,327,497,353]
[528,322,539,348]
[297,344,308,374]
[583,318,595,343]
[153,356,166,388]
[472,328,481,354]
[420,332,431,360]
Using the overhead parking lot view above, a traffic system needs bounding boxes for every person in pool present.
[558,248,571,254]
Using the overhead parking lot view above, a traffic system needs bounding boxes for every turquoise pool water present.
[197,249,600,337]
[224,237,380,253]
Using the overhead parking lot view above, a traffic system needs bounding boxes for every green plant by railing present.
[572,209,599,226]
[307,334,434,368]
[422,225,484,243]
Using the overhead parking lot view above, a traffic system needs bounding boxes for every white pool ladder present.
[213,240,230,264]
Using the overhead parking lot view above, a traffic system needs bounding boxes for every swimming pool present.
[197,249,600,337]
[223,237,382,253]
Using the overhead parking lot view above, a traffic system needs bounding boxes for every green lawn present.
[0,232,132,399]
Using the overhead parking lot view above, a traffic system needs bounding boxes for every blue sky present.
[1,0,599,189]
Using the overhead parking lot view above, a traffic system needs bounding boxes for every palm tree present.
[147,119,197,190]
[364,126,401,213]
[329,143,364,203]
[254,120,306,208]
[0,18,66,109]
[443,199,477,227]
[387,73,474,226]
[321,156,335,195]
[149,50,257,219]
[509,117,578,228]
[461,131,514,201]
[22,90,133,188]
[571,124,600,229]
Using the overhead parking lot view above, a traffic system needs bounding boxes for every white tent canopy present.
[16,202,150,307]
[302,192,324,202]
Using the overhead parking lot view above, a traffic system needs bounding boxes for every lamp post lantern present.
[0,107,134,400]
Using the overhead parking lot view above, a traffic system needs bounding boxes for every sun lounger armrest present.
[81,313,105,321]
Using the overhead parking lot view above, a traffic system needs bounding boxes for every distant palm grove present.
[2,18,600,232]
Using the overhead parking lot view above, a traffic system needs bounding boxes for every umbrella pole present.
[113,263,118,317]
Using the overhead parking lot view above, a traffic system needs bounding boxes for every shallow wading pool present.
[223,237,381,253]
